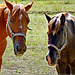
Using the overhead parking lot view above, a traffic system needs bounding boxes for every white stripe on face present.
[20,14,23,20]
[19,14,23,29]
[53,31,56,36]
[20,26,22,29]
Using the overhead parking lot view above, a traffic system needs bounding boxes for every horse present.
[0,0,33,70]
[45,12,75,75]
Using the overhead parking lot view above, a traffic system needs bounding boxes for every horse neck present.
[0,7,8,43]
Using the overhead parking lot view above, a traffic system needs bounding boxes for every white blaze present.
[19,14,23,29]
[53,31,56,36]
[20,26,22,29]
[20,14,23,20]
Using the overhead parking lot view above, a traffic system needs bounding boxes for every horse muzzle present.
[46,54,55,66]
[46,44,58,66]
[14,43,27,56]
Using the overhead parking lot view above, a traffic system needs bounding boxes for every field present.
[1,0,75,75]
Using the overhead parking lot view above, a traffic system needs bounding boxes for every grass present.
[17,1,75,15]
[1,0,75,75]
[2,0,75,13]
[1,14,57,75]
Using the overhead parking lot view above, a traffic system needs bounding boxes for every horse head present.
[5,0,33,56]
[45,13,68,66]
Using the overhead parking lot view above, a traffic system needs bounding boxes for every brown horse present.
[0,0,33,70]
[45,12,75,75]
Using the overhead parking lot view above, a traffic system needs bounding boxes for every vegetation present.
[1,0,75,75]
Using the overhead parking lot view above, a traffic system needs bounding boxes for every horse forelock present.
[10,4,26,17]
[48,16,61,34]
[66,13,75,22]
[7,4,29,24]
[13,4,24,11]
[48,13,70,35]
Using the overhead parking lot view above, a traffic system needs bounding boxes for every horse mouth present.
[14,50,24,56]
[46,55,55,66]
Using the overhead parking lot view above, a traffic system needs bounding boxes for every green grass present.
[17,1,75,15]
[2,0,75,13]
[1,0,75,75]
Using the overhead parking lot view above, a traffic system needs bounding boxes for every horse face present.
[45,13,67,66]
[5,0,33,56]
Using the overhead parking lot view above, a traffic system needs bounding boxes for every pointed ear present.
[25,2,34,12]
[60,14,65,24]
[4,0,13,11]
[44,13,51,23]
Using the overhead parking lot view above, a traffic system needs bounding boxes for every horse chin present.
[16,54,23,56]
[14,48,26,56]
[15,51,25,56]
[49,64,55,66]
[15,54,23,56]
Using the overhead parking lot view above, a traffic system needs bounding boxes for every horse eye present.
[10,18,13,23]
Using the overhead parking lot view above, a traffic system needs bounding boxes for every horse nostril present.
[46,56,48,61]
[14,44,20,55]
[16,44,20,51]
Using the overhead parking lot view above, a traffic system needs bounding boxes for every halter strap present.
[6,14,26,40]
[48,43,67,57]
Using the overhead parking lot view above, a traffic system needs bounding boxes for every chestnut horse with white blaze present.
[45,12,75,75]
[0,0,33,70]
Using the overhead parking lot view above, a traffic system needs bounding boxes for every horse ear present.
[45,13,51,23]
[25,2,34,12]
[4,0,13,11]
[60,14,65,24]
